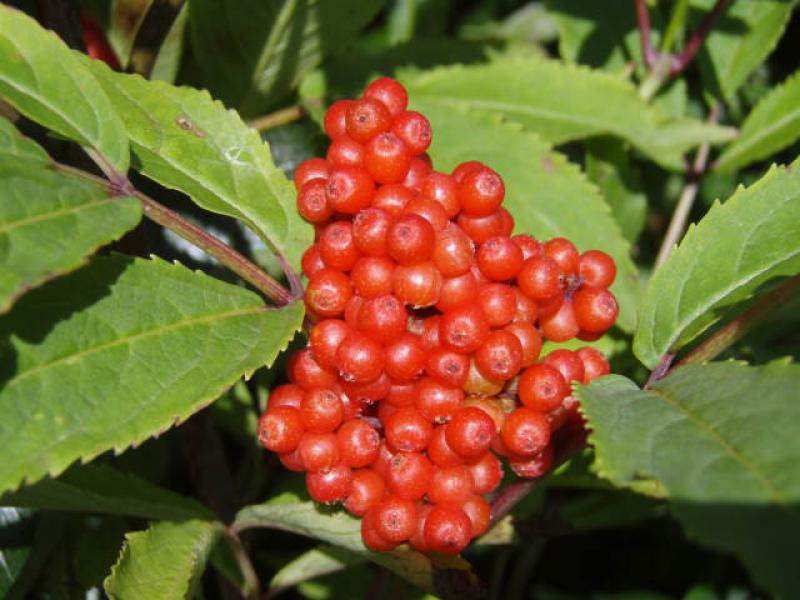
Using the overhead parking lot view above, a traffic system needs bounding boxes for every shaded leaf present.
[693,0,797,103]
[0,255,304,495]
[715,70,800,173]
[105,520,222,600]
[234,493,476,595]
[403,59,736,169]
[578,363,800,599]
[83,58,313,270]
[0,507,34,597]
[107,0,155,68]
[189,0,383,115]
[0,120,142,313]
[634,159,800,368]
[150,3,189,83]
[269,545,366,595]
[0,5,129,171]
[1,464,213,521]
[415,102,639,331]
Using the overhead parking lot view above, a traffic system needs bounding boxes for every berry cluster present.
[258,77,619,555]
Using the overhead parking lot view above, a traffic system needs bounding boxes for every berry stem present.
[634,0,657,70]
[669,0,734,78]
[653,102,721,271]
[54,162,296,306]
[247,103,316,133]
[677,274,800,367]
[222,529,261,600]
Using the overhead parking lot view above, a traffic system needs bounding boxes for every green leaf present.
[234,494,475,595]
[1,464,213,521]
[415,102,639,331]
[269,545,366,595]
[105,519,222,600]
[403,59,736,170]
[106,0,155,68]
[150,3,189,84]
[83,58,313,270]
[188,0,383,115]
[693,0,798,103]
[0,255,304,495]
[0,121,142,313]
[585,138,648,244]
[715,70,800,173]
[0,507,33,597]
[578,363,800,599]
[634,159,800,368]
[0,6,129,172]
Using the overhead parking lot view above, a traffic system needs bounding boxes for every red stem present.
[670,0,734,77]
[635,0,658,69]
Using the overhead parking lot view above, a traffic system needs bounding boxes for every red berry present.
[393,262,442,308]
[365,132,412,184]
[297,179,332,224]
[385,452,433,501]
[371,495,418,543]
[425,347,470,388]
[258,407,304,453]
[324,100,352,140]
[336,332,385,383]
[508,445,554,479]
[326,135,365,168]
[326,166,375,214]
[342,372,391,405]
[408,503,433,553]
[287,348,338,391]
[386,213,436,265]
[372,183,413,215]
[512,288,539,323]
[501,408,551,457]
[300,388,344,433]
[302,244,325,278]
[579,250,616,288]
[352,207,391,256]
[346,97,392,143]
[294,158,330,190]
[462,495,491,538]
[428,465,475,505]
[416,377,464,424]
[364,77,408,117]
[468,452,503,495]
[428,426,464,468]
[518,364,569,412]
[386,381,419,407]
[298,432,340,472]
[305,268,353,318]
[539,298,580,342]
[361,509,398,551]
[504,322,543,367]
[350,256,395,298]
[517,255,562,300]
[436,271,481,312]
[279,448,305,472]
[424,505,472,555]
[476,283,516,328]
[345,468,385,516]
[384,332,426,381]
[405,197,449,232]
[457,166,505,217]
[384,406,433,453]
[573,287,619,333]
[462,359,503,396]
[337,419,381,468]
[344,295,364,328]
[267,383,305,411]
[440,304,490,354]
[474,330,524,381]
[306,462,352,504]
[319,221,360,271]
[402,157,432,192]
[392,110,432,155]
[477,235,523,281]
[419,172,459,218]
[543,349,585,384]
[456,210,507,244]
[356,294,407,344]
[544,238,580,275]
[432,224,474,277]
[445,407,496,460]
[576,347,611,383]
[512,234,544,260]
[451,160,485,184]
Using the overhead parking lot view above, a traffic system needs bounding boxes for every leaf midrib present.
[0,196,121,235]
[719,105,800,169]
[3,305,266,390]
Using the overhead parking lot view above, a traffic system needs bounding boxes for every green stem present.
[54,162,295,306]
[678,275,800,366]
[223,529,260,600]
[661,0,691,53]
[247,105,306,133]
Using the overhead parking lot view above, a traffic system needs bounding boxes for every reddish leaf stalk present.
[635,0,658,69]
[670,0,734,77]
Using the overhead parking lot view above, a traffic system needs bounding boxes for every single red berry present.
[436,271,481,312]
[258,407,304,453]
[337,419,381,468]
[499,207,515,236]
[345,468,385,516]
[543,349,585,384]
[384,406,433,453]
[326,166,375,214]
[462,395,507,433]
[457,166,505,217]
[576,347,611,383]
[512,288,539,323]
[385,452,433,501]
[302,243,325,278]
[462,494,491,538]
[474,330,524,381]
[392,262,442,308]
[428,426,464,468]
[386,213,436,265]
[456,210,508,244]
[386,381,419,407]
[424,505,472,555]
[468,452,503,495]
[342,372,391,405]
[372,183,413,215]
[432,224,474,277]
[417,315,442,350]
[504,322,543,367]
[350,256,395,298]
[371,495,418,543]
[539,299,580,342]
[326,135,365,168]
[451,160,485,184]
[297,179,332,224]
[306,462,352,504]
[346,97,392,143]
[428,465,475,505]
[518,364,569,412]
[287,348,338,391]
[501,408,551,457]
[517,255,562,300]
[356,294,408,344]
[300,388,344,433]
[324,99,352,140]
[267,383,305,411]
[401,157,432,192]
[425,347,470,388]
[352,207,391,256]
[477,235,523,280]
[336,332,385,383]
[392,110,432,155]
[305,268,353,318]
[279,448,305,472]
[408,503,433,553]
[508,445,554,479]
[537,291,565,319]
[512,234,544,260]
[462,359,503,396]
[579,250,616,288]
[445,407,496,460]
[544,238,580,275]
[298,432,340,472]
[365,132,412,184]
[439,304,490,354]
[319,221,360,271]
[415,377,464,424]
[294,158,330,190]
[573,287,619,333]
[384,333,426,381]
[419,171,459,217]
[344,295,364,329]
[405,197,449,232]
[364,77,408,117]
[475,283,516,328]
[361,509,399,551]
[372,440,395,480]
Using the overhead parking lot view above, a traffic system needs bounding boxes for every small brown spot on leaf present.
[541,156,554,173]
[176,116,205,138]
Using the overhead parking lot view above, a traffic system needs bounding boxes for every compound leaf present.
[0,255,304,495]
[634,158,800,368]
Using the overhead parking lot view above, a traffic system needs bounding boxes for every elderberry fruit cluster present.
[257,77,619,555]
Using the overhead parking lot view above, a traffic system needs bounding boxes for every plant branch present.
[678,274,800,366]
[654,102,721,271]
[661,0,691,53]
[670,0,734,77]
[635,0,657,70]
[54,162,296,306]
[247,105,306,133]
[224,529,261,600]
